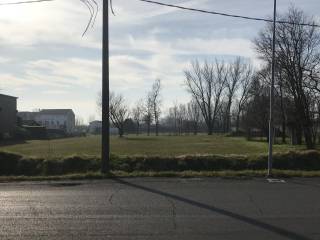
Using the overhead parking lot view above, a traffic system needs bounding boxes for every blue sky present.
[0,0,319,122]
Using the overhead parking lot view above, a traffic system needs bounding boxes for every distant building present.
[0,94,17,137]
[88,121,119,135]
[89,120,102,134]
[18,109,75,133]
[35,109,75,133]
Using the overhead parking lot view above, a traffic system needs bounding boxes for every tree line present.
[100,7,320,149]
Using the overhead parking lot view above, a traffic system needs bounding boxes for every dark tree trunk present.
[155,121,159,136]
[136,122,140,135]
[282,120,286,144]
[208,124,213,135]
[147,123,150,136]
[224,100,232,133]
[119,128,124,138]
[296,126,303,145]
[291,128,297,145]
[236,111,240,132]
[246,128,252,141]
[293,109,303,145]
[303,123,315,149]
[301,106,315,149]
[174,119,177,136]
[265,128,269,143]
[193,122,198,135]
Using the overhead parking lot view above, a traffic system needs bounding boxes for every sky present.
[0,0,319,123]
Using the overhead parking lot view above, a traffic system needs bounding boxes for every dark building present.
[0,94,17,137]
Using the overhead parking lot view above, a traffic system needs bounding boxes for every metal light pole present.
[101,0,110,173]
[268,0,277,177]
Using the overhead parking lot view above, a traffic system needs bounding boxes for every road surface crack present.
[108,189,120,205]
[166,198,177,230]
[247,193,263,216]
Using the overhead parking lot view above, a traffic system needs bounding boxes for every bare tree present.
[168,101,179,135]
[224,57,252,132]
[109,92,129,137]
[144,94,153,136]
[132,99,145,135]
[187,99,201,135]
[242,77,270,141]
[254,6,320,149]
[234,62,254,132]
[149,79,161,136]
[177,104,187,135]
[184,60,227,135]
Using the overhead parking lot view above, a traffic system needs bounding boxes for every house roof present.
[39,109,74,115]
[0,93,17,99]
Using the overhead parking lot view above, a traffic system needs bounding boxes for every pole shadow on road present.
[113,178,312,240]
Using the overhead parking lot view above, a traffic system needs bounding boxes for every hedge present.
[1,150,320,176]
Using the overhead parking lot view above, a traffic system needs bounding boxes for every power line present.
[0,0,55,5]
[0,0,100,36]
[138,0,320,28]
[80,0,98,36]
[4,0,319,28]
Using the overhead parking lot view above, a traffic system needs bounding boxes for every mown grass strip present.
[1,170,320,182]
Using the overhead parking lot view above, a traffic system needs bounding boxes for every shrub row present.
[0,152,100,176]
[1,150,320,176]
[112,151,320,172]
[111,154,249,172]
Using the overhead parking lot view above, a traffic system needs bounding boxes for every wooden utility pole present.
[101,0,110,173]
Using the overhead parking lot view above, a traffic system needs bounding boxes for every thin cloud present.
[1,0,319,121]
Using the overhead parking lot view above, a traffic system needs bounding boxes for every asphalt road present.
[0,178,320,240]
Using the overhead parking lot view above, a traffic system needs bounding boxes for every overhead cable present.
[138,0,320,28]
[0,0,55,5]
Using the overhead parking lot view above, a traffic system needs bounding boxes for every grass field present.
[0,134,305,158]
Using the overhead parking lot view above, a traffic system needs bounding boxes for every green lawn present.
[0,134,305,159]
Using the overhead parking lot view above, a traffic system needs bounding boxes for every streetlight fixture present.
[268,0,277,177]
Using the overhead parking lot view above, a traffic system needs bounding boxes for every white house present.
[18,109,75,133]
